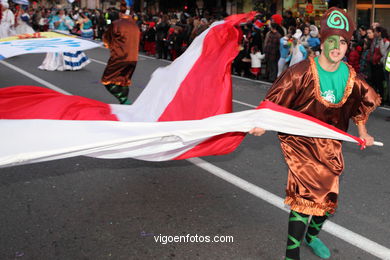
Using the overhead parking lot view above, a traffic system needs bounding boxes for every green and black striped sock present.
[305,212,329,243]
[104,84,129,104]
[285,210,309,260]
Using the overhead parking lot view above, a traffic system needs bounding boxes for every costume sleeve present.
[299,45,307,59]
[265,68,299,108]
[102,23,113,48]
[351,76,381,125]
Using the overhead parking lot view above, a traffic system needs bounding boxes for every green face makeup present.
[323,35,340,63]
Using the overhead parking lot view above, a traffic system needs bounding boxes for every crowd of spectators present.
[1,3,389,105]
[132,10,389,105]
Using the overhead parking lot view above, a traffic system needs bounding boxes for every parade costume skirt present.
[250,68,261,75]
[101,61,137,87]
[279,134,344,216]
[15,24,34,35]
[81,28,94,40]
[38,51,91,71]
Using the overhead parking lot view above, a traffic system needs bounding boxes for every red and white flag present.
[0,13,372,167]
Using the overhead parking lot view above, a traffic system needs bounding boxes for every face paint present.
[323,35,340,63]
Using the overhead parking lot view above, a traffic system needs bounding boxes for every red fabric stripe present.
[0,86,119,121]
[157,22,240,121]
[167,13,257,159]
[258,101,363,145]
[174,132,246,160]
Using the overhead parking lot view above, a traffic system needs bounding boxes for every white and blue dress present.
[38,15,90,71]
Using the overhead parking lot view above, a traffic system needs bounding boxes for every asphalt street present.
[0,48,389,260]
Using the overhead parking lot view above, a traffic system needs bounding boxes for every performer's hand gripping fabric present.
[249,127,266,136]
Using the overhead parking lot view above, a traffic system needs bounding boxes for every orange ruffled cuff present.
[285,192,337,216]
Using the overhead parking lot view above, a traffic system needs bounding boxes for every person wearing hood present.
[287,29,307,67]
[307,24,320,54]
[271,14,286,36]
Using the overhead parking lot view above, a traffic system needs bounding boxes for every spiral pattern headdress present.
[320,7,355,43]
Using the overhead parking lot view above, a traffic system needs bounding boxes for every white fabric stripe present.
[110,21,225,122]
[0,37,101,59]
[0,108,359,167]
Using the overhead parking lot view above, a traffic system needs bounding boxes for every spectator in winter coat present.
[300,25,310,48]
[307,25,320,54]
[355,25,367,48]
[348,43,361,73]
[144,22,156,56]
[250,46,265,79]
[282,10,296,30]
[359,38,371,80]
[264,23,282,82]
[271,14,286,36]
[155,15,170,59]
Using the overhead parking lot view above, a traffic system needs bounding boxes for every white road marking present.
[89,58,107,65]
[0,61,71,95]
[2,58,390,259]
[188,157,390,260]
[233,99,257,108]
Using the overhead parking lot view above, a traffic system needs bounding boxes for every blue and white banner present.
[0,32,102,60]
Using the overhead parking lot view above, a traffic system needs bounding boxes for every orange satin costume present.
[101,16,140,87]
[265,57,381,216]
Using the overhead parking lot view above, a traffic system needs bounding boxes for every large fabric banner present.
[0,13,379,168]
[0,87,366,168]
[0,32,102,60]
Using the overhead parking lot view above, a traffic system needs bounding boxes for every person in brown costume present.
[101,1,140,104]
[249,7,381,260]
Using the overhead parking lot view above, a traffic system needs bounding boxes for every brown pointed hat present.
[320,7,355,43]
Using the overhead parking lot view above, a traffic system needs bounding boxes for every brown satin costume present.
[265,57,381,216]
[101,16,140,87]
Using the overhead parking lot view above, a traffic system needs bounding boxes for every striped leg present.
[285,210,309,260]
[305,212,329,243]
[305,212,331,259]
[104,84,130,104]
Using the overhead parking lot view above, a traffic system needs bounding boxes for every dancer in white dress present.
[0,1,15,39]
[14,6,34,35]
[38,9,90,71]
